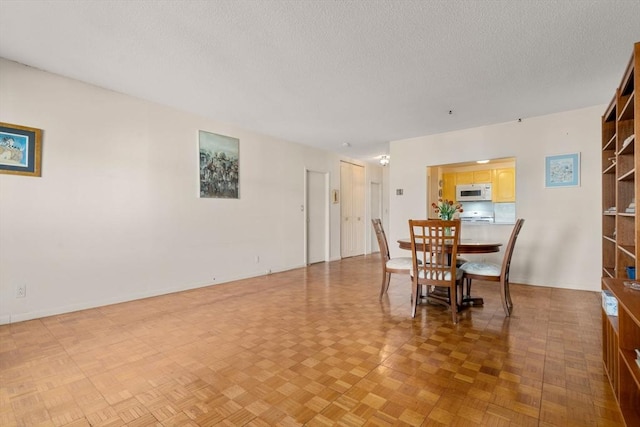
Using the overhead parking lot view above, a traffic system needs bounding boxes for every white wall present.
[388,106,603,291]
[0,59,379,323]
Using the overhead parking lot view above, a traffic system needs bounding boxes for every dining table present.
[397,238,502,306]
[396,238,502,254]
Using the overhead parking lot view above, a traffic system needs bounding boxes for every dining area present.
[372,211,525,324]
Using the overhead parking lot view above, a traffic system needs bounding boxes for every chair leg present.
[504,279,513,314]
[450,285,458,324]
[379,272,391,299]
[411,278,418,318]
[500,278,511,316]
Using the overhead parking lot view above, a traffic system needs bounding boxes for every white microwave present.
[456,183,492,201]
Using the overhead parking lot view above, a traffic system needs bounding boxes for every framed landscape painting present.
[545,152,580,188]
[199,130,239,198]
[0,122,42,177]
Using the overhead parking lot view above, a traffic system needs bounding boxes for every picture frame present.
[545,152,580,188]
[199,130,239,198]
[0,122,43,177]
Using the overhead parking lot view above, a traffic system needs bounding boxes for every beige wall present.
[388,106,603,291]
[0,59,382,323]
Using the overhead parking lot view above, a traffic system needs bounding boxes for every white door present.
[341,162,365,258]
[370,181,381,252]
[307,170,327,264]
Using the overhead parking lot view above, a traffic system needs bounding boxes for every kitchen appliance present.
[459,210,495,223]
[456,183,492,202]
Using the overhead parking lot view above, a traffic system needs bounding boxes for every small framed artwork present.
[0,122,43,177]
[545,152,580,188]
[199,130,239,198]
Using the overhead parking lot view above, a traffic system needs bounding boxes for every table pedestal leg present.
[461,296,484,306]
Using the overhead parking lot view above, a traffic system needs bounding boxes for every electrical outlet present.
[16,284,26,298]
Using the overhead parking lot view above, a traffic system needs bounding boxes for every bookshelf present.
[601,42,640,427]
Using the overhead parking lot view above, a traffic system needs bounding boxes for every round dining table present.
[396,238,502,254]
[397,238,502,306]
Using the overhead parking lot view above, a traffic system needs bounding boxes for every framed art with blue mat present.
[545,152,579,188]
[0,122,43,177]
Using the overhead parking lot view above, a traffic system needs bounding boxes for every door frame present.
[340,161,366,258]
[369,180,382,254]
[304,168,330,265]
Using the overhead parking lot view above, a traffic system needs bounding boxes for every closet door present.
[341,162,365,258]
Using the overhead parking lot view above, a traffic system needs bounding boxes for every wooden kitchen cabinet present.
[493,168,516,202]
[455,171,474,185]
[442,172,456,201]
[455,170,491,185]
[472,169,492,183]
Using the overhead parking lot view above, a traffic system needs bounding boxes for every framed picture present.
[545,152,580,188]
[0,122,43,177]
[199,130,239,198]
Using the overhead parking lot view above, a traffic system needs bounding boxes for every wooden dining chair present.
[409,219,463,323]
[459,218,525,316]
[372,219,413,299]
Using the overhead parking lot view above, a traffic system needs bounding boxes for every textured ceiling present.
[0,0,639,162]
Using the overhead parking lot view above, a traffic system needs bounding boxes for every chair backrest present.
[501,218,525,279]
[409,219,461,286]
[371,219,390,261]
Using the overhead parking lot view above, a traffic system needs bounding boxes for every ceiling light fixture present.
[476,160,490,164]
[380,155,390,166]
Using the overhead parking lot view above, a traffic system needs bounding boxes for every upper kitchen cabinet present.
[472,169,492,183]
[442,172,456,201]
[493,168,516,202]
[456,169,493,185]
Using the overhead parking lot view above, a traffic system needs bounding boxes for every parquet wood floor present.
[0,255,623,426]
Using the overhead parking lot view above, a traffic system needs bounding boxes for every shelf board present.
[619,212,636,217]
[603,163,616,174]
[603,235,616,243]
[618,168,635,181]
[618,137,635,155]
[619,245,637,259]
[604,133,617,151]
[619,92,635,121]
[619,135,636,156]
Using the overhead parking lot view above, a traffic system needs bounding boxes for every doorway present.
[370,181,381,253]
[340,161,365,258]
[306,170,328,265]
